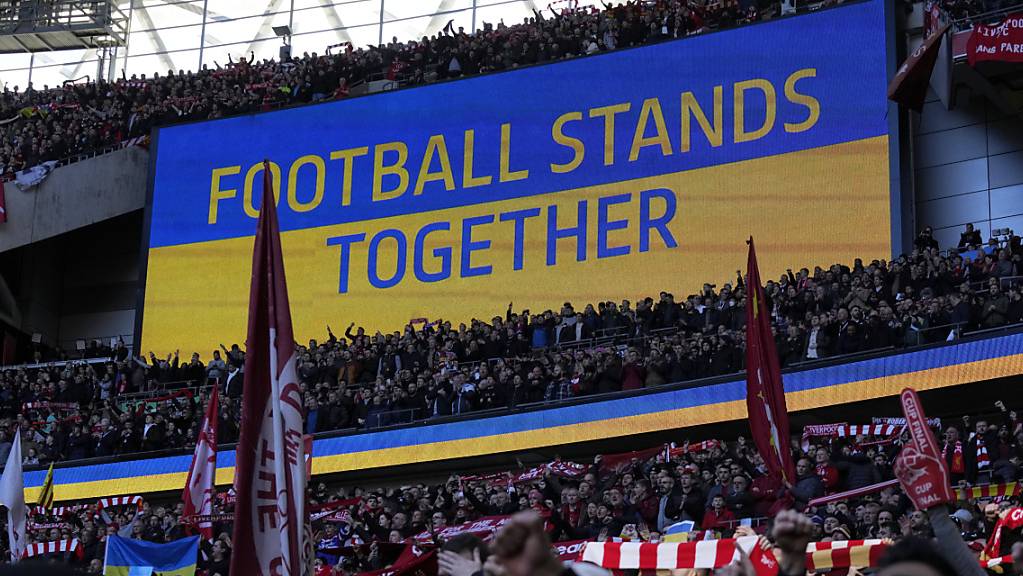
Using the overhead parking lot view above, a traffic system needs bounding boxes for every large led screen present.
[142,0,892,354]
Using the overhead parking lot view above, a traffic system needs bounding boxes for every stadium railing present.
[21,318,1023,476]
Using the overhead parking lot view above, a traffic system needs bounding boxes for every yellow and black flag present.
[37,462,55,509]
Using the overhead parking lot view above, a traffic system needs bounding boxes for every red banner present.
[888,22,949,111]
[745,238,796,484]
[358,543,437,576]
[967,13,1023,66]
[230,161,306,576]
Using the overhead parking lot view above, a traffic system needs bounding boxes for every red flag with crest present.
[182,386,218,540]
[745,238,796,484]
[230,161,306,576]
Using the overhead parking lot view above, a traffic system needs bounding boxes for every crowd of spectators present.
[1,225,1023,468]
[5,398,1023,575]
[0,0,783,178]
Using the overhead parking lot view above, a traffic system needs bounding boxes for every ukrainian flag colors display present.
[141,0,892,354]
[103,535,199,576]
[24,330,1023,502]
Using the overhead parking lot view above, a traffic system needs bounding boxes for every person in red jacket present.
[620,349,647,391]
[815,447,840,494]
[701,495,736,531]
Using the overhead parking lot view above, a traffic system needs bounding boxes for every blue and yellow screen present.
[141,0,892,354]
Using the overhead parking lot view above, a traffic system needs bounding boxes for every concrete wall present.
[913,86,1023,249]
[0,146,149,253]
[1,211,142,350]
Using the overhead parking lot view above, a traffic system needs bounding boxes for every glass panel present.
[129,1,203,30]
[128,23,206,53]
[382,0,474,21]
[27,49,98,87]
[293,0,381,28]
[201,36,281,69]
[202,8,291,48]
[380,8,472,42]
[205,0,279,20]
[30,53,102,87]
[0,67,31,91]
[472,1,534,29]
[290,24,380,55]
[125,49,201,77]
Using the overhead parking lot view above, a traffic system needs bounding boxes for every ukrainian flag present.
[662,520,695,543]
[103,535,199,576]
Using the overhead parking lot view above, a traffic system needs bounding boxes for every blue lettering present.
[639,188,678,252]
[547,201,588,266]
[326,232,367,293]
[413,222,452,283]
[367,229,407,289]
[461,215,494,277]
[597,193,632,258]
[499,208,541,271]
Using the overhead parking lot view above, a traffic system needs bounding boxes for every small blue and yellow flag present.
[103,535,199,576]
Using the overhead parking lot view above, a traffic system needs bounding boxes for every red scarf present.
[943,440,965,474]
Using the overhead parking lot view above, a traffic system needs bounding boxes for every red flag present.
[230,161,306,576]
[887,22,950,111]
[182,386,219,540]
[744,238,796,484]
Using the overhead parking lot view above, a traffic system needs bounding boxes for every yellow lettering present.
[287,155,326,213]
[550,111,585,174]
[628,97,672,161]
[373,141,409,201]
[784,68,820,133]
[242,162,282,219]
[329,146,369,206]
[208,166,241,225]
[499,123,529,182]
[589,102,631,166]
[681,87,723,152]
[462,129,492,188]
[414,135,456,195]
[734,79,776,143]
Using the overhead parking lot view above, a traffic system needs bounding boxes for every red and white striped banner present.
[96,495,143,512]
[27,521,68,531]
[580,538,757,570]
[805,539,888,570]
[31,503,90,517]
[22,402,78,410]
[956,482,1021,501]
[22,538,83,559]
[804,424,900,439]
[581,538,889,571]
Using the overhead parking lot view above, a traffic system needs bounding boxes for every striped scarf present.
[971,433,991,470]
[943,440,965,474]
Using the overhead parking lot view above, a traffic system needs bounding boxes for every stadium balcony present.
[17,318,1023,502]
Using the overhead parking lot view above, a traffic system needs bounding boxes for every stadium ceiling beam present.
[132,6,176,71]
[422,0,460,37]
[242,0,287,57]
[154,0,229,23]
[317,1,355,46]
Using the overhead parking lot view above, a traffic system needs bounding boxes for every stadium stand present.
[7,401,1023,573]
[0,0,777,182]
[2,223,1021,465]
[2,0,1023,573]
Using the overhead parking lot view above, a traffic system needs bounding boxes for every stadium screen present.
[141,0,892,355]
